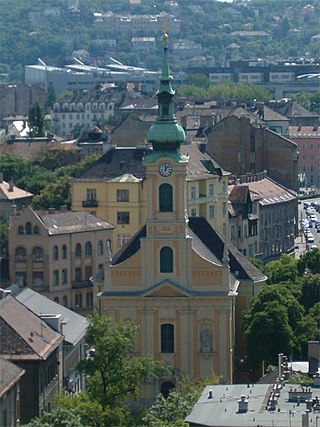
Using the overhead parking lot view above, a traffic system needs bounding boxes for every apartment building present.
[8,206,114,315]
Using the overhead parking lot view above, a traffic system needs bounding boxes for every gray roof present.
[0,359,25,398]
[186,384,320,427]
[13,288,87,345]
[36,210,114,235]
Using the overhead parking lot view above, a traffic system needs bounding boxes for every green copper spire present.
[147,34,186,152]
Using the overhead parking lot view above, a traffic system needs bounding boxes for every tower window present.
[160,246,173,273]
[159,183,173,212]
[161,323,174,353]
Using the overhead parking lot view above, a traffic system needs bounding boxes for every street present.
[295,197,320,259]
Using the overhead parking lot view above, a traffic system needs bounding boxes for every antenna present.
[109,57,124,66]
[38,58,46,66]
[73,57,84,66]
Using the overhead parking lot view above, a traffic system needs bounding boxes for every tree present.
[34,143,81,171]
[264,254,300,284]
[299,273,320,312]
[25,406,84,427]
[242,285,302,367]
[0,220,9,256]
[297,248,320,275]
[28,101,45,137]
[76,314,168,412]
[186,73,211,89]
[143,374,220,427]
[45,83,56,113]
[32,176,71,210]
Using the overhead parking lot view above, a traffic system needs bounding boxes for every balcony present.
[72,280,93,289]
[82,200,98,208]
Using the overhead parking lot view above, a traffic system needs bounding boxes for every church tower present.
[96,35,266,404]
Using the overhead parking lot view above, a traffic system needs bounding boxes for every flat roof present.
[186,384,320,427]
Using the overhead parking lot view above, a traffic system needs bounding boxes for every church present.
[95,35,266,403]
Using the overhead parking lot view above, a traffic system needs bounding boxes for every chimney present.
[60,205,68,212]
[208,389,213,399]
[48,208,55,214]
[40,314,62,333]
[8,179,14,192]
[238,395,248,412]
[0,288,11,299]
[0,172,3,182]
[302,411,310,427]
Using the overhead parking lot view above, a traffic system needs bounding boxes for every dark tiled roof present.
[229,185,250,204]
[75,147,151,180]
[37,210,114,235]
[188,217,266,282]
[112,225,146,265]
[111,216,265,283]
[0,359,25,398]
[180,143,230,178]
[14,288,88,346]
[0,296,63,360]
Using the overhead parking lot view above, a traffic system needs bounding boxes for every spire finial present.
[163,33,169,46]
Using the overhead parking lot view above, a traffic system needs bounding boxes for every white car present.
[306,235,315,243]
[310,215,318,222]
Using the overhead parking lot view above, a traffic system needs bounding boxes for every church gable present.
[143,280,190,298]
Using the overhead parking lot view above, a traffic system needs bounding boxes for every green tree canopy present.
[25,406,84,427]
[76,314,169,411]
[297,248,320,275]
[28,101,45,137]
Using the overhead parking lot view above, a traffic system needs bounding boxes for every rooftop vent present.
[238,395,248,413]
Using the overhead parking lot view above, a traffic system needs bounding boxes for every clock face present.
[158,162,172,177]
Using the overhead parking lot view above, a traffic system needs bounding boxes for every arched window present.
[54,297,59,304]
[160,247,173,273]
[98,240,103,255]
[18,226,24,234]
[161,323,174,353]
[86,291,93,307]
[107,239,112,253]
[75,243,82,257]
[161,381,175,398]
[32,247,43,262]
[33,226,39,234]
[159,184,173,212]
[62,244,67,259]
[85,241,92,256]
[75,294,82,308]
[26,222,32,234]
[62,295,68,307]
[15,247,26,262]
[53,245,59,260]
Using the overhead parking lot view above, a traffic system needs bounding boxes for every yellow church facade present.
[93,36,266,402]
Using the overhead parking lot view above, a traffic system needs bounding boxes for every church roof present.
[111,217,265,283]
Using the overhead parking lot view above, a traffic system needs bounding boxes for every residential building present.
[132,37,156,52]
[76,125,111,156]
[72,143,230,253]
[51,87,115,138]
[94,35,266,404]
[8,206,114,314]
[289,125,320,189]
[0,294,63,425]
[229,171,297,261]
[191,58,320,99]
[254,104,289,135]
[0,174,33,221]
[0,82,46,124]
[185,383,320,427]
[271,99,319,126]
[12,287,88,395]
[0,359,25,427]
[205,112,299,193]
[94,11,181,35]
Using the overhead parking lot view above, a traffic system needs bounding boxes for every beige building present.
[0,174,33,221]
[94,36,266,402]
[8,206,114,314]
[72,143,230,254]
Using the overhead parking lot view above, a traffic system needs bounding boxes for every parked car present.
[306,235,315,243]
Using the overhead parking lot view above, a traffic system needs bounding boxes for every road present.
[295,197,320,258]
